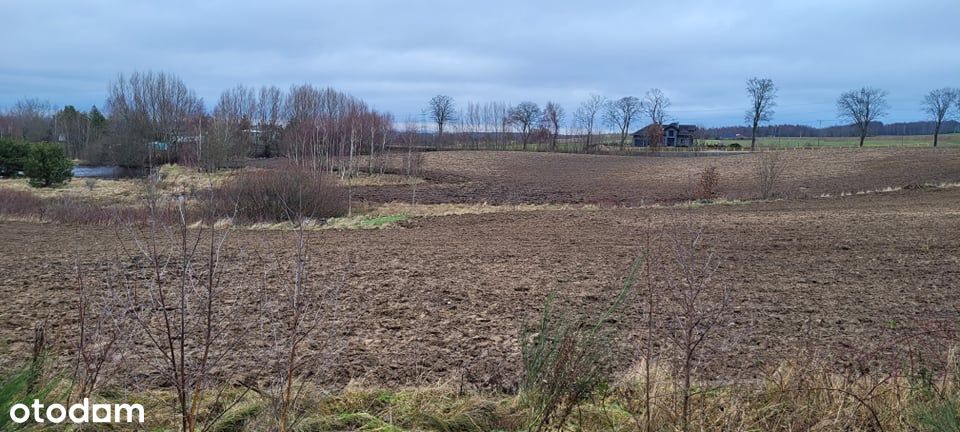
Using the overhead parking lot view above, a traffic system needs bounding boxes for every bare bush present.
[258,223,345,432]
[695,166,720,200]
[640,223,728,432]
[115,182,251,432]
[71,258,126,403]
[215,166,347,223]
[756,151,787,199]
[0,189,41,218]
[401,151,424,178]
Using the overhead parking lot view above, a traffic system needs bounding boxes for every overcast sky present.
[2,0,957,127]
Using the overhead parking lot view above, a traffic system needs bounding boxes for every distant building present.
[632,123,698,147]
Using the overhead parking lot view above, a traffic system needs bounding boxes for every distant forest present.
[704,120,960,139]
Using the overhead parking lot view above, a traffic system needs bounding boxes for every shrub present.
[520,296,611,431]
[696,166,720,199]
[216,166,347,223]
[0,139,30,177]
[729,142,742,150]
[756,151,787,199]
[0,189,42,219]
[519,262,637,432]
[23,143,73,188]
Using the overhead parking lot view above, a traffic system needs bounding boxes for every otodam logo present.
[8,399,144,424]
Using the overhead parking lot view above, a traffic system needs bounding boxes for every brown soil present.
[2,185,959,389]
[355,148,960,205]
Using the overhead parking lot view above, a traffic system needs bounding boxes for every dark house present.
[632,123,698,147]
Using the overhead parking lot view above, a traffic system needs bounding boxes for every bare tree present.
[260,189,344,432]
[658,224,727,432]
[605,96,642,151]
[508,101,541,151]
[117,181,249,432]
[646,123,664,153]
[428,94,456,149]
[641,88,671,125]
[8,98,55,142]
[541,102,565,152]
[204,85,257,170]
[54,105,89,159]
[106,71,204,167]
[837,87,889,148]
[399,119,423,204]
[465,102,484,149]
[574,94,606,153]
[756,151,787,199]
[255,86,285,158]
[921,87,959,147]
[745,77,777,151]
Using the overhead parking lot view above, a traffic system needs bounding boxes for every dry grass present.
[367,202,601,217]
[60,359,960,431]
[340,173,425,187]
[0,177,142,204]
[0,164,231,205]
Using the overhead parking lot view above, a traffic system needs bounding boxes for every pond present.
[72,166,146,179]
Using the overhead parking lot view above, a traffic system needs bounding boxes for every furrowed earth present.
[1,148,959,390]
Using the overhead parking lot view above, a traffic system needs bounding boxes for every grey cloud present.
[1,0,957,126]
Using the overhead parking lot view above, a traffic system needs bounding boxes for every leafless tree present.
[7,98,55,142]
[641,88,671,125]
[256,86,285,157]
[646,123,664,153]
[106,71,204,166]
[756,151,787,199]
[399,119,423,203]
[605,96,642,151]
[259,189,344,432]
[508,101,541,151]
[203,85,258,170]
[279,84,392,177]
[116,181,249,432]
[71,257,126,404]
[574,94,606,153]
[541,102,565,152]
[921,87,959,147]
[658,224,727,432]
[54,105,89,159]
[837,87,889,148]
[465,102,484,149]
[745,77,777,151]
[428,94,456,149]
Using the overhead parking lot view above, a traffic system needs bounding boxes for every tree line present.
[1,72,958,168]
[0,71,394,175]
[704,120,960,141]
[422,89,673,153]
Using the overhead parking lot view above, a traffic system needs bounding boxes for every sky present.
[1,0,958,127]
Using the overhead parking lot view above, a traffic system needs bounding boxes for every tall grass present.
[0,189,42,219]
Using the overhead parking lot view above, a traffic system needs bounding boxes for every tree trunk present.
[934,123,941,147]
[750,123,758,151]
